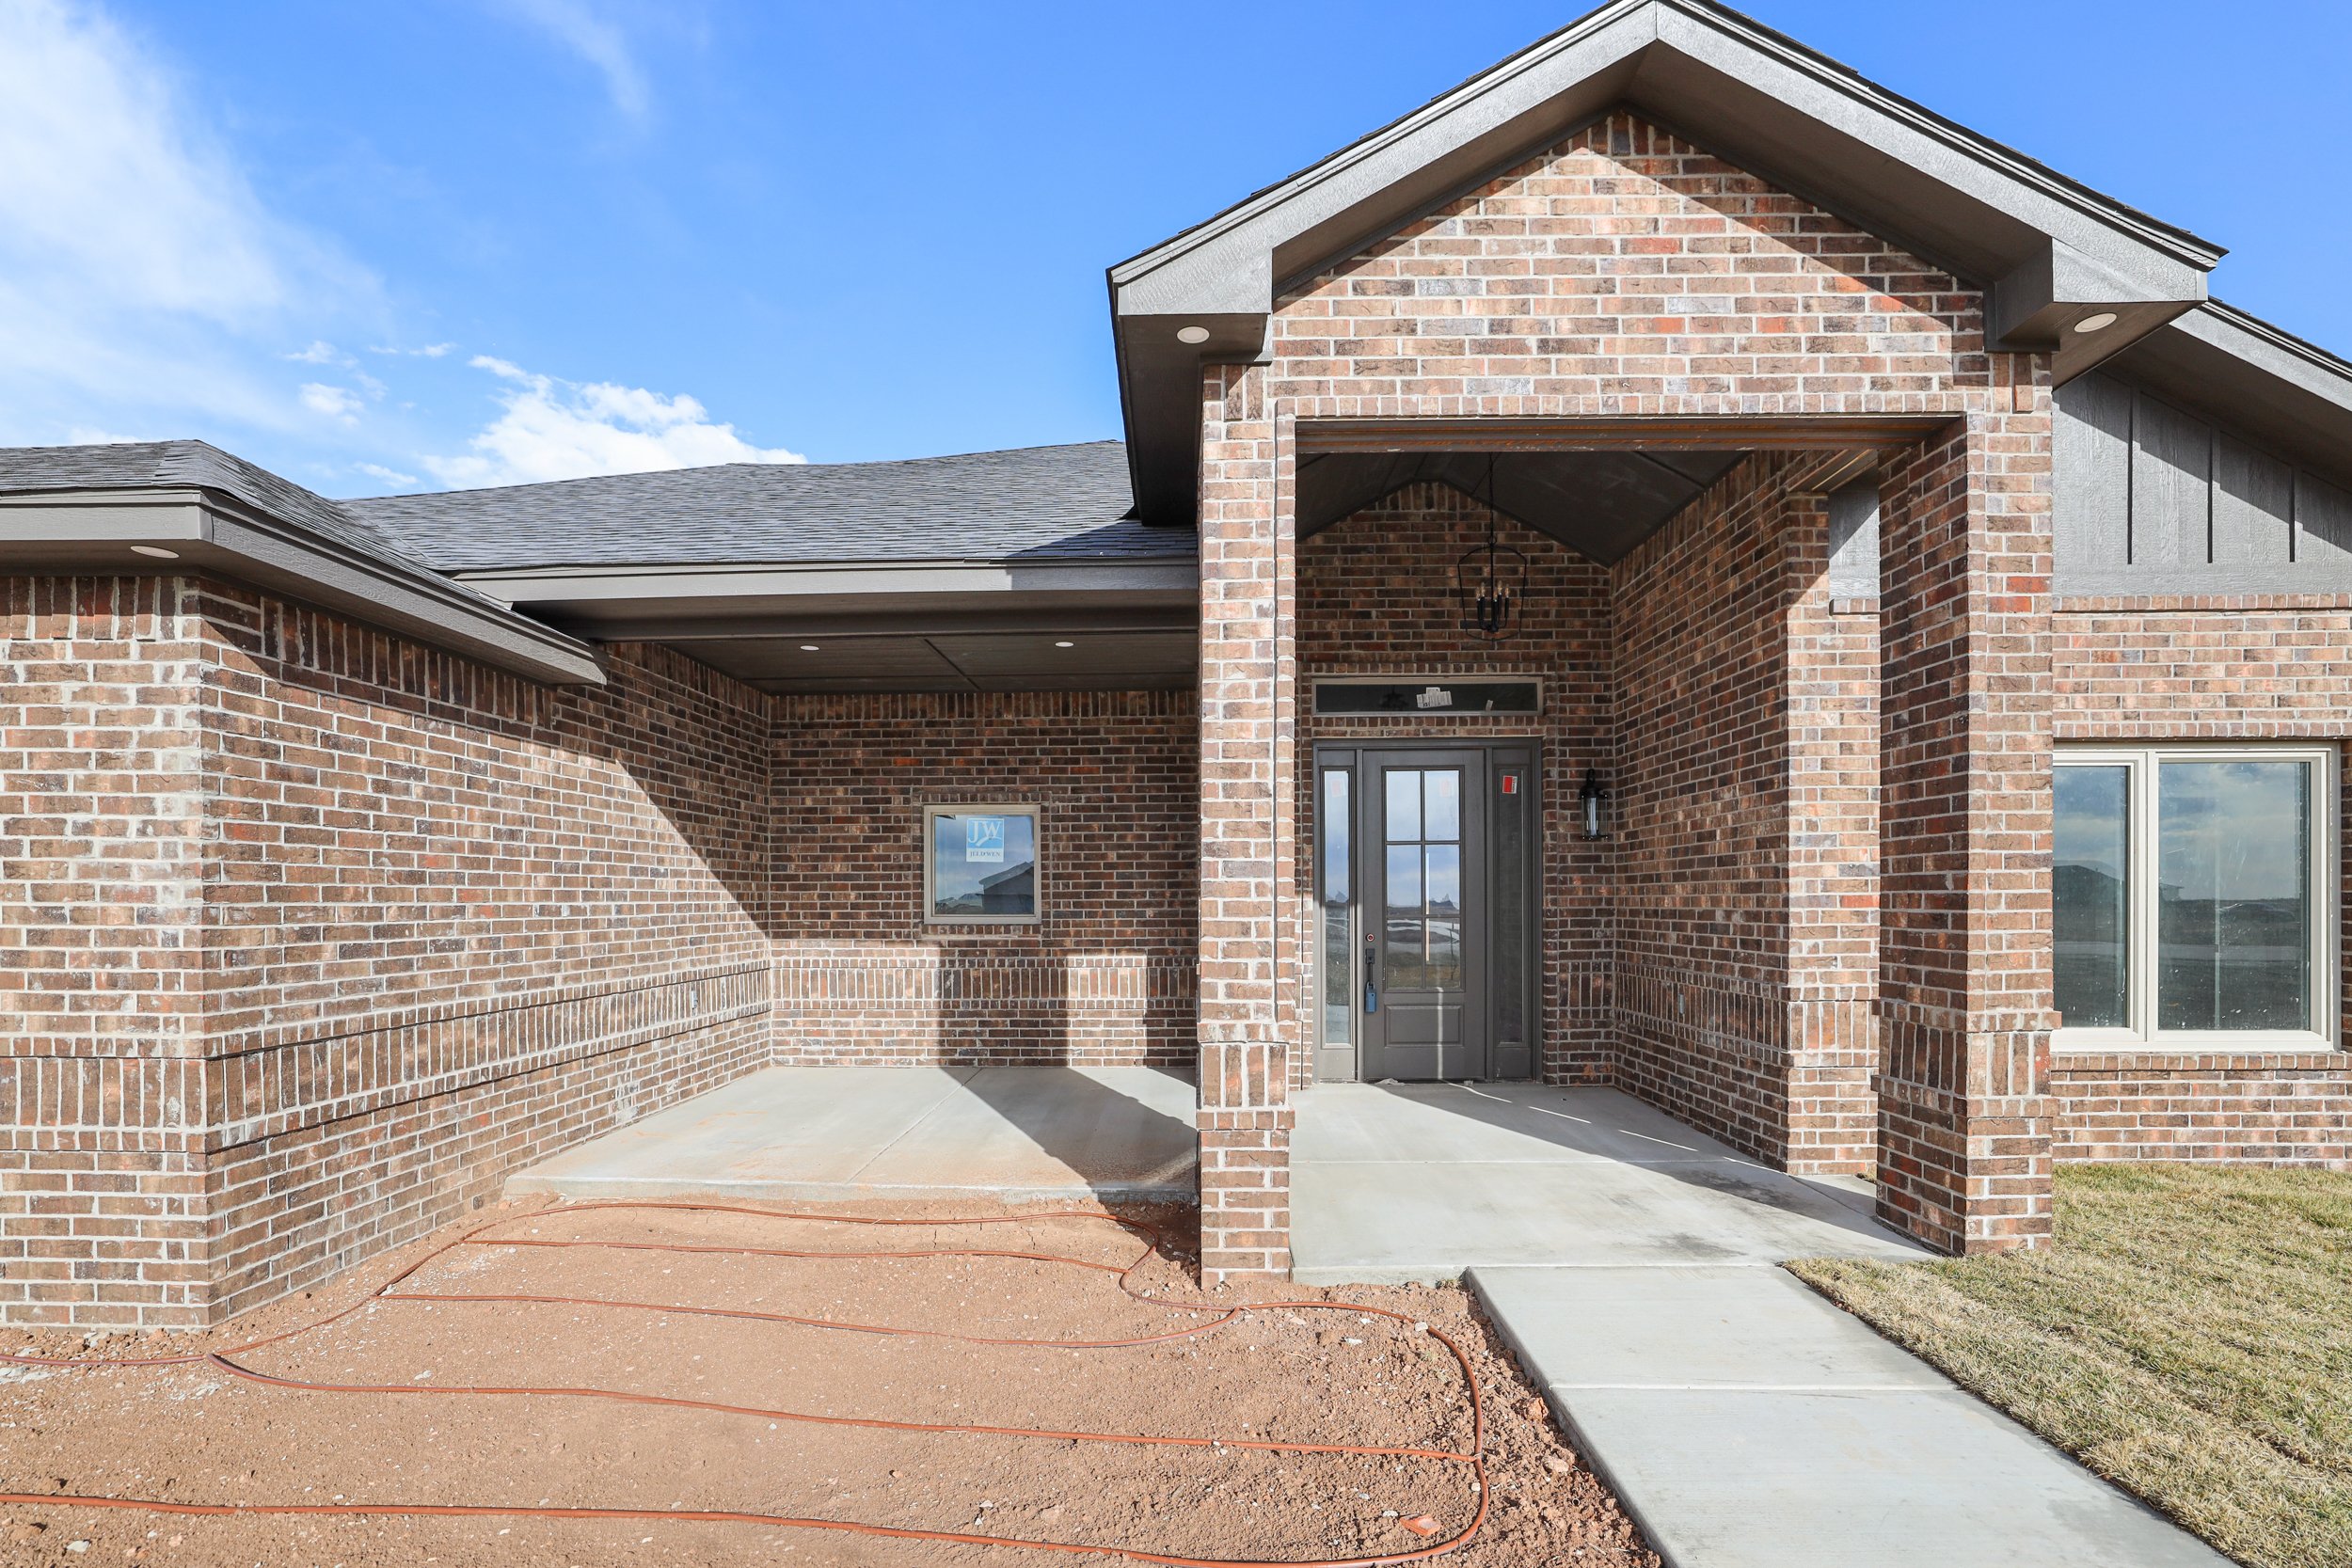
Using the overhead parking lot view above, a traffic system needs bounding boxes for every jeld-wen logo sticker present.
[964,816,1007,863]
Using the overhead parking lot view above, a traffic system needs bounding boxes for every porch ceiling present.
[1299,449,1744,563]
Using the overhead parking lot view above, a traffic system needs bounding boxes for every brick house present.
[6,0,2351,1325]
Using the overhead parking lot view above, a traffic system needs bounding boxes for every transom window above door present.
[2053,745,2338,1050]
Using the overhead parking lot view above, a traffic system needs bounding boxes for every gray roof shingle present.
[342,440,1187,572]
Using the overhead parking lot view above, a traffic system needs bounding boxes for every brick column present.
[1194,365,1295,1281]
[1784,484,1881,1177]
[1874,363,2057,1253]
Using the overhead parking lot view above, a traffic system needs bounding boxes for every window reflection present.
[2054,766,2130,1028]
[1319,768,1353,1051]
[2156,761,2311,1031]
[1382,769,1465,993]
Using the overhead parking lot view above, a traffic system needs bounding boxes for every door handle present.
[1363,935,1378,1015]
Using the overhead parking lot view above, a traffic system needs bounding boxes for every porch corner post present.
[1874,358,2058,1254]
[1194,364,1295,1283]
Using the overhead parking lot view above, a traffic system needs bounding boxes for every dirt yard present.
[1,1199,1657,1568]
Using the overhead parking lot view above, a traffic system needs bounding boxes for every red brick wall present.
[2050,596,2352,1164]
[1,578,212,1323]
[1295,484,1613,1086]
[3,575,774,1326]
[768,689,1197,1068]
[1609,454,1878,1170]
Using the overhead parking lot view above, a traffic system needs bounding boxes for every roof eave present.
[0,485,606,686]
[1108,0,2224,526]
[2103,302,2352,492]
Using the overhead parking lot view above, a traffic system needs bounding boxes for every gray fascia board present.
[1109,2,1656,313]
[1106,0,2220,527]
[1112,0,2216,316]
[1645,4,2215,286]
[0,487,603,686]
[452,559,1200,607]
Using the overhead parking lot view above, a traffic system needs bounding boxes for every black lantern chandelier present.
[1455,456,1528,641]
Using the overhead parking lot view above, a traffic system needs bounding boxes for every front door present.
[1313,743,1537,1083]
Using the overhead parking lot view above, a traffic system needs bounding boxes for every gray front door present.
[1362,749,1486,1081]
[1312,740,1537,1084]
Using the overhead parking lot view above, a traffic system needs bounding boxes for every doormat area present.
[2,1199,1655,1567]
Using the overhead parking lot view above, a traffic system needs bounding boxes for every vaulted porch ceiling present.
[1299,450,1743,562]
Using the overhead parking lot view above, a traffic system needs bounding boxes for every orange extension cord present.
[0,1201,1490,1568]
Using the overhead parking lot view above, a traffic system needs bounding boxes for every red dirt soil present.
[0,1199,1656,1568]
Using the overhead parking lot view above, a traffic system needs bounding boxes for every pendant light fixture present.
[1455,454,1527,641]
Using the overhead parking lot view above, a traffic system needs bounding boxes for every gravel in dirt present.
[0,1198,1657,1568]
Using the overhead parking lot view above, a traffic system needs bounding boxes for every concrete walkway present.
[507,1065,1197,1203]
[1295,1082,2229,1568]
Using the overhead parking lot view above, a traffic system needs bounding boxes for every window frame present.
[920,802,1043,927]
[2054,742,2339,1053]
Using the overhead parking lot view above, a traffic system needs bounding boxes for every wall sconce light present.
[1579,768,1612,841]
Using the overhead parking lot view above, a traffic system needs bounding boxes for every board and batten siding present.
[2056,369,2352,594]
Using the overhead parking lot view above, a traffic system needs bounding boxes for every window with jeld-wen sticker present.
[923,805,1041,924]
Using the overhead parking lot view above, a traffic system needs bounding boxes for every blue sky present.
[1,0,2344,499]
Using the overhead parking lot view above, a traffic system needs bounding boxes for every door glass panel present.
[1423,844,1463,990]
[1384,846,1422,922]
[1385,770,1421,842]
[2053,765,2130,1029]
[2156,760,2312,1031]
[1319,768,1354,1051]
[1381,768,1465,994]
[1423,843,1461,914]
[1424,770,1460,842]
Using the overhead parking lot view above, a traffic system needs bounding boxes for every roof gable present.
[1109,0,2222,524]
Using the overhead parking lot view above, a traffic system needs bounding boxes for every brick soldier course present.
[7,0,2351,1320]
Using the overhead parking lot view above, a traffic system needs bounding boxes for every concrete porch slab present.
[506,1065,1198,1204]
[1290,1083,1921,1283]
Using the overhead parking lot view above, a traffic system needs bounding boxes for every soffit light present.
[1054,641,1075,648]
[2074,311,2119,334]
[130,545,180,559]
[799,643,820,652]
[1454,455,1527,642]
[1176,325,1211,345]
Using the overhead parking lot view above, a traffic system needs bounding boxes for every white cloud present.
[286,340,343,365]
[354,461,419,488]
[501,0,650,119]
[66,425,143,445]
[0,0,385,442]
[300,382,363,422]
[367,342,455,358]
[424,356,803,488]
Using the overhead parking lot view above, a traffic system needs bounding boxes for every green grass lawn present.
[1790,1164,2352,1568]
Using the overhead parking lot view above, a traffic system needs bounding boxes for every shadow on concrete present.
[1356,1080,1918,1258]
[958,1064,1198,1201]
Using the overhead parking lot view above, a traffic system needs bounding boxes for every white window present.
[923,804,1041,925]
[2054,745,2337,1050]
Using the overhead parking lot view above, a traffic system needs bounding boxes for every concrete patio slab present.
[507,1065,1198,1204]
[1290,1084,1921,1282]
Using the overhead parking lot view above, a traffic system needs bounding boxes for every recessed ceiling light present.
[2074,311,2119,334]
[130,545,180,559]
[1175,325,1211,345]
[1054,640,1075,648]
[799,643,820,652]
